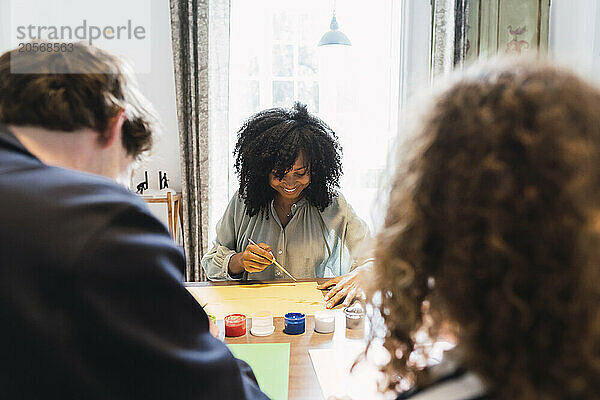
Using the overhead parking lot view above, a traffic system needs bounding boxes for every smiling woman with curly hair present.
[202,103,372,307]
[370,60,600,399]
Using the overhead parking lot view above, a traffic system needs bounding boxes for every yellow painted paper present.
[186,282,326,319]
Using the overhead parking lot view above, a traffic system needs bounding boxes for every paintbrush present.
[248,238,297,281]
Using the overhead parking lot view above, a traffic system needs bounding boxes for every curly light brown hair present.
[370,60,600,399]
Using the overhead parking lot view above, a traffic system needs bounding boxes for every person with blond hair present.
[370,60,600,399]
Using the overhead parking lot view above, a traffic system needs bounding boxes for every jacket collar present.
[0,123,40,162]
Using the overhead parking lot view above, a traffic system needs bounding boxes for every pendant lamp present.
[318,1,351,46]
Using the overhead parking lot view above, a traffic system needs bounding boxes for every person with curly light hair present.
[370,60,600,399]
[202,102,373,308]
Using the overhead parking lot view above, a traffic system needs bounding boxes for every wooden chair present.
[141,191,183,240]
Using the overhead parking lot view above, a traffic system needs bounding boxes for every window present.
[229,3,323,121]
[218,0,402,236]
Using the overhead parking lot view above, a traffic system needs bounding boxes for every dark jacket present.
[0,124,269,399]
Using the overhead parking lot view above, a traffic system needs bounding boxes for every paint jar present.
[224,314,247,337]
[251,311,275,336]
[344,302,365,330]
[314,310,335,333]
[284,312,305,335]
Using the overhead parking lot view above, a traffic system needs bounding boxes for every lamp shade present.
[318,15,351,46]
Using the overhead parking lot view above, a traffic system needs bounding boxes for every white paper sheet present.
[309,343,394,400]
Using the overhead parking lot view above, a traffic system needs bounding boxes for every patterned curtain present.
[431,0,469,78]
[169,0,209,281]
[170,0,230,281]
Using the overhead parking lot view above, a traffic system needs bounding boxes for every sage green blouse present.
[201,191,371,280]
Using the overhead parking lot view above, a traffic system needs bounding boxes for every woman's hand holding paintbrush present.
[226,239,296,280]
[227,241,274,274]
[247,238,296,280]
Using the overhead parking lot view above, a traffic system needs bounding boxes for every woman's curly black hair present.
[234,102,342,217]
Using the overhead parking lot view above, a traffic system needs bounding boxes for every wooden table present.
[185,279,369,400]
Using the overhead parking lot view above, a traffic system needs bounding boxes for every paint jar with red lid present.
[224,314,247,337]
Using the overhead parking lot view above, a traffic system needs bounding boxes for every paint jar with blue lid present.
[284,312,305,335]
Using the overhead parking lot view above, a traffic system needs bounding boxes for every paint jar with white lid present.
[314,309,335,333]
[250,311,275,336]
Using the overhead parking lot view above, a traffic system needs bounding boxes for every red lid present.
[224,314,246,326]
[224,314,247,337]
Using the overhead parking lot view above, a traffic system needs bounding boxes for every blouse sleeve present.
[321,192,374,273]
[201,194,243,280]
[340,195,375,269]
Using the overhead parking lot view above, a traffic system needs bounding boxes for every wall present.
[549,0,600,84]
[0,1,9,51]
[398,0,432,111]
[132,0,182,194]
[130,0,181,232]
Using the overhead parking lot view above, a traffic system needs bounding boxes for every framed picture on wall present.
[466,0,550,62]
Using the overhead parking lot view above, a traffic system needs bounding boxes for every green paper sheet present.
[228,343,290,400]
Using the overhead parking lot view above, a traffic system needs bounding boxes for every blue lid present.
[284,313,306,335]
[284,312,305,323]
